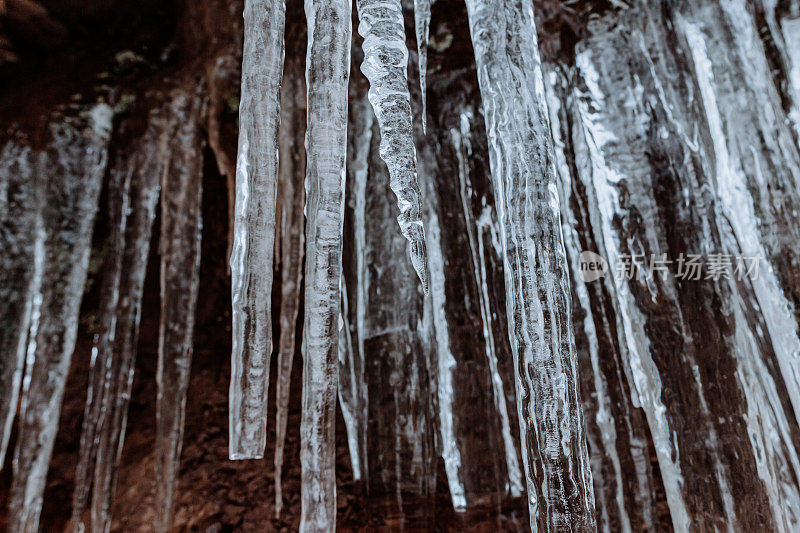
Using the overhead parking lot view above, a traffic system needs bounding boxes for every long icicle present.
[9,105,113,533]
[300,0,351,529]
[154,92,204,533]
[450,111,525,499]
[274,53,306,516]
[71,158,133,531]
[463,0,596,528]
[0,140,41,469]
[90,114,164,532]
[413,0,431,133]
[337,282,364,480]
[355,0,430,293]
[229,0,287,459]
[337,42,373,484]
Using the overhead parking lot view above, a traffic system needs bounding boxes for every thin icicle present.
[300,0,351,529]
[0,140,41,469]
[90,115,163,532]
[229,0,287,459]
[154,92,204,533]
[464,0,596,528]
[71,160,133,531]
[274,54,306,516]
[413,0,431,133]
[450,112,524,498]
[338,54,373,484]
[424,187,466,511]
[337,285,363,479]
[355,0,430,293]
[9,104,113,533]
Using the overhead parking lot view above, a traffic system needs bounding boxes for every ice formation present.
[273,49,306,518]
[78,111,164,532]
[0,140,39,470]
[229,0,286,460]
[355,0,430,293]
[413,0,431,133]
[464,0,596,527]
[6,0,800,531]
[154,92,205,532]
[299,0,352,529]
[7,105,113,533]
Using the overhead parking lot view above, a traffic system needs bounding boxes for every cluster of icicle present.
[546,1,800,530]
[228,0,592,530]
[0,90,207,533]
[230,0,800,530]
[6,0,800,531]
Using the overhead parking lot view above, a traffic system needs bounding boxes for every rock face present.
[3,0,800,531]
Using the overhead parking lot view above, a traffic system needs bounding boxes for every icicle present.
[9,104,113,533]
[71,159,133,531]
[0,139,41,469]
[413,0,431,133]
[355,0,430,293]
[337,45,373,485]
[337,285,364,480]
[300,0,352,529]
[154,92,204,533]
[274,52,306,516]
[450,112,524,499]
[421,170,466,511]
[463,0,596,528]
[545,63,654,533]
[409,84,465,509]
[229,0,287,459]
[89,115,163,532]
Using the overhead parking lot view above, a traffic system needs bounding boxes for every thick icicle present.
[71,158,133,531]
[355,0,429,293]
[413,0,431,133]
[155,92,204,533]
[8,104,113,533]
[545,62,661,532]
[300,0,352,528]
[89,114,164,532]
[463,0,596,528]
[229,0,287,459]
[274,50,306,516]
[0,139,41,469]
